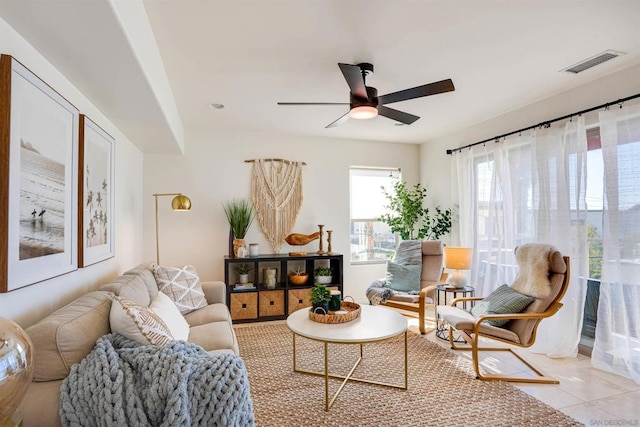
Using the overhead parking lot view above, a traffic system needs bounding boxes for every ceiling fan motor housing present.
[351,86,378,108]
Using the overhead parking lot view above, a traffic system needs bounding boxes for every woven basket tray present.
[308,301,361,324]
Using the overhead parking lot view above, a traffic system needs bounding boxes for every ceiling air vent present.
[561,50,625,74]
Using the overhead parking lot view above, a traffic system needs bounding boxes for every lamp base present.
[448,270,467,288]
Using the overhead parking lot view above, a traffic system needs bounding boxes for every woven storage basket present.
[308,301,361,324]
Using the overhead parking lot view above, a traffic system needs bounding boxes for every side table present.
[435,284,475,342]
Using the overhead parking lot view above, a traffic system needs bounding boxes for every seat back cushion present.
[123,263,159,301]
[421,240,444,286]
[99,273,152,307]
[26,291,113,382]
[508,251,567,345]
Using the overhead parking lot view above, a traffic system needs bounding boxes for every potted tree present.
[233,263,253,284]
[223,199,256,257]
[309,283,331,314]
[313,266,333,285]
[378,179,452,240]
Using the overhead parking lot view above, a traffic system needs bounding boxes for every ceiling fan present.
[277,63,455,128]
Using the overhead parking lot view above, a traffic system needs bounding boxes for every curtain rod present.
[446,93,640,155]
[245,158,307,165]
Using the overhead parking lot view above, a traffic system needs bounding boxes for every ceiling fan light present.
[349,105,378,120]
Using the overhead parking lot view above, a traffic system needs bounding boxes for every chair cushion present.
[438,305,522,344]
[385,260,421,292]
[470,284,534,327]
[153,264,208,314]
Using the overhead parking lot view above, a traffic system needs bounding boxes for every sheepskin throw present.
[251,159,303,253]
[59,334,255,427]
[511,243,556,299]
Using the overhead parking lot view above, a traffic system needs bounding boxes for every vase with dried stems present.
[223,199,256,257]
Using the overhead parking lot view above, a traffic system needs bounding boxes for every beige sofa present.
[18,263,238,427]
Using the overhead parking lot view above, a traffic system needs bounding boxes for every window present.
[349,167,400,264]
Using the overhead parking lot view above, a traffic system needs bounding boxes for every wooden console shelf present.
[224,253,343,323]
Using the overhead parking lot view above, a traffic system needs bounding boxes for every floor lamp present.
[153,193,191,264]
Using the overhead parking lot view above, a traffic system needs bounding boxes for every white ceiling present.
[2,0,640,153]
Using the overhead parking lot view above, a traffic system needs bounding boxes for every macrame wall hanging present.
[246,158,306,253]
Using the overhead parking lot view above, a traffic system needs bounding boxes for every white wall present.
[144,129,420,303]
[0,18,145,327]
[420,62,640,245]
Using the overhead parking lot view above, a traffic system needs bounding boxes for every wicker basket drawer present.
[230,292,258,320]
[259,290,285,317]
[288,288,312,315]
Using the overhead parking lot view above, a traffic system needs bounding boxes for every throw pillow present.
[149,292,190,341]
[385,260,422,293]
[110,296,174,346]
[470,284,535,327]
[152,264,208,315]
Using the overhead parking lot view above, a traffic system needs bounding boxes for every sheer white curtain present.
[452,117,588,357]
[592,104,640,383]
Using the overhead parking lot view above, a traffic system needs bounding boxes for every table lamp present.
[444,247,473,288]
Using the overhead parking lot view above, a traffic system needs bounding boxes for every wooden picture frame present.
[0,55,79,292]
[78,115,115,267]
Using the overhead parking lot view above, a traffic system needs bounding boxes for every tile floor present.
[409,318,640,426]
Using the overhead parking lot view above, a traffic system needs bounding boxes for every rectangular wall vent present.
[562,50,624,74]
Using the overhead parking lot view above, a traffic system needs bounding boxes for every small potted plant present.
[314,266,333,285]
[223,199,256,257]
[234,263,253,284]
[309,283,331,314]
[288,267,308,285]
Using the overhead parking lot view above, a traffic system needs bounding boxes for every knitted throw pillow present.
[153,264,208,314]
[110,296,173,346]
[470,284,535,327]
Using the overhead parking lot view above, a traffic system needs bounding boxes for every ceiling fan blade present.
[278,102,349,105]
[378,105,420,125]
[378,79,455,105]
[338,63,368,100]
[325,111,350,128]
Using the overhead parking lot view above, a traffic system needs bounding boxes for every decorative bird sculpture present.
[285,232,320,246]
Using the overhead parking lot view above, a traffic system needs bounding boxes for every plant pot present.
[315,275,332,285]
[238,273,249,284]
[311,302,329,315]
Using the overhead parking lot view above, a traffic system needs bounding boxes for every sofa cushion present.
[123,264,159,301]
[110,296,174,346]
[99,273,152,307]
[149,292,190,341]
[153,264,207,314]
[26,291,112,382]
[189,321,238,354]
[183,302,230,327]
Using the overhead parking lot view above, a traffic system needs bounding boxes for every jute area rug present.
[235,323,581,427]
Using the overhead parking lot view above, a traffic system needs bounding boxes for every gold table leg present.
[292,330,408,411]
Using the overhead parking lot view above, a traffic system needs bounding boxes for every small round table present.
[287,305,408,411]
[435,284,475,342]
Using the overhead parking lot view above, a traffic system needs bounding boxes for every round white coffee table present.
[286,305,408,410]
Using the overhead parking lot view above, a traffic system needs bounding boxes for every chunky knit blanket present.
[59,334,254,427]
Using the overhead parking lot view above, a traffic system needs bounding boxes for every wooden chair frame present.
[380,271,447,334]
[446,256,570,384]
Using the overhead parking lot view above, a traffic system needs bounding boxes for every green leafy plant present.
[378,178,452,240]
[223,199,256,239]
[313,267,332,277]
[233,263,253,275]
[309,283,331,304]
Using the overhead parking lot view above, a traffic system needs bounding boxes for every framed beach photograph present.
[0,55,79,292]
[78,115,115,267]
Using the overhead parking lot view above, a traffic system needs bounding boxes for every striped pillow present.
[470,285,535,327]
[110,295,174,346]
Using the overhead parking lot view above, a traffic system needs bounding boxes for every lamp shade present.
[444,247,473,270]
[171,194,191,211]
[349,105,378,120]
